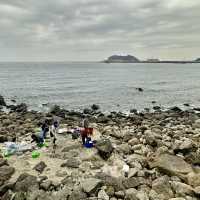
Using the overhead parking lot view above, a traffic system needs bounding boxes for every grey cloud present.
[0,0,200,61]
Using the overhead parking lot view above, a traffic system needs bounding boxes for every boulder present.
[96,139,114,160]
[171,181,194,196]
[187,172,200,187]
[91,104,100,111]
[15,173,38,192]
[60,158,80,168]
[152,176,174,199]
[136,190,149,200]
[123,177,148,189]
[0,166,15,182]
[40,180,52,191]
[0,159,8,167]
[0,95,6,106]
[150,154,193,178]
[125,188,138,200]
[68,189,87,200]
[193,119,200,129]
[98,189,109,200]
[33,161,47,173]
[14,103,28,113]
[81,178,102,194]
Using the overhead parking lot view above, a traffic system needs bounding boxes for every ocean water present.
[0,62,200,112]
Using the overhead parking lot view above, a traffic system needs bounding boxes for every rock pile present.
[0,102,200,199]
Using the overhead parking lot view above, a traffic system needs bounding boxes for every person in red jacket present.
[80,118,93,145]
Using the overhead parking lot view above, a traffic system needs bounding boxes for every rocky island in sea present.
[0,94,200,199]
[104,54,140,63]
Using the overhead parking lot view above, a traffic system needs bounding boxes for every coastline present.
[0,96,200,199]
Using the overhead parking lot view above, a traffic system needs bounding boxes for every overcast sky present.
[0,0,200,61]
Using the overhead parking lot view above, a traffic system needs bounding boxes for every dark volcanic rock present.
[0,166,15,182]
[61,158,80,168]
[91,104,100,111]
[9,103,28,113]
[169,106,182,112]
[33,161,47,173]
[96,139,114,160]
[15,173,38,192]
[0,95,6,106]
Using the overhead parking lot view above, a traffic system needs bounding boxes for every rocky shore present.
[0,95,200,200]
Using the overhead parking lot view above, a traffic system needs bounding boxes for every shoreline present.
[0,95,200,199]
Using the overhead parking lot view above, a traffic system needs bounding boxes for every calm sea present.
[0,62,200,112]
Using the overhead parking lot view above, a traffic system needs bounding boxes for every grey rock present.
[150,154,193,178]
[98,189,109,200]
[0,166,15,182]
[96,139,114,160]
[61,158,80,168]
[68,189,87,200]
[15,173,38,192]
[81,178,102,194]
[171,181,194,196]
[40,180,52,191]
[33,161,47,173]
[152,176,174,199]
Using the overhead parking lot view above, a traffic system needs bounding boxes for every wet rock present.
[15,173,38,192]
[33,161,47,173]
[61,158,80,168]
[170,106,182,112]
[150,154,193,178]
[136,88,144,92]
[152,176,174,199]
[130,109,138,114]
[96,139,114,160]
[81,178,102,194]
[153,106,161,111]
[91,104,100,111]
[11,103,28,113]
[0,166,15,182]
[50,105,61,114]
[83,108,93,114]
[0,95,6,106]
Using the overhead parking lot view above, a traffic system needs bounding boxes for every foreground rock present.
[96,139,114,160]
[0,95,6,106]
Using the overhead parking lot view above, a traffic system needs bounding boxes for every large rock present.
[171,181,194,196]
[187,172,200,187]
[152,176,174,199]
[15,173,38,192]
[125,188,138,200]
[150,154,193,178]
[96,139,114,160]
[33,161,47,173]
[81,178,102,194]
[68,189,87,200]
[98,189,109,200]
[0,166,15,182]
[61,158,80,168]
[123,177,148,189]
[0,95,6,106]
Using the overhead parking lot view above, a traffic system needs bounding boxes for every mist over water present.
[0,62,200,112]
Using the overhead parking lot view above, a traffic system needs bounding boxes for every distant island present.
[103,54,200,64]
[104,54,140,63]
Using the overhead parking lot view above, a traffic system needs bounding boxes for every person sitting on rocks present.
[31,133,44,145]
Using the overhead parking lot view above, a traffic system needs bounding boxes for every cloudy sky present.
[0,0,200,61]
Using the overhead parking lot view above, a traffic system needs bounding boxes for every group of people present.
[31,119,59,147]
[31,117,94,148]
